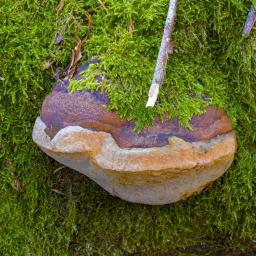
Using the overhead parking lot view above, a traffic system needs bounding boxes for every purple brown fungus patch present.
[41,64,233,148]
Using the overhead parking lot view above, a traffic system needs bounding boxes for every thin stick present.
[51,188,65,196]
[53,165,66,174]
[242,5,256,38]
[146,0,178,107]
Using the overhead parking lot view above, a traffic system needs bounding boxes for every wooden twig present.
[51,188,65,196]
[242,5,256,38]
[53,165,66,174]
[146,0,178,107]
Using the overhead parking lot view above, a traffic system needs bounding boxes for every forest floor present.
[1,0,256,255]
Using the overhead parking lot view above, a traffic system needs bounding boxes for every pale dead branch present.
[242,5,256,38]
[146,0,178,107]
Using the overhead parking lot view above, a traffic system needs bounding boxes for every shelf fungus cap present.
[32,68,237,205]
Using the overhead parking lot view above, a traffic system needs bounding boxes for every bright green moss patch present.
[1,0,256,255]
[67,0,251,129]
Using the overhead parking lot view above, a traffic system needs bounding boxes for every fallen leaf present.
[67,39,85,77]
[56,0,65,13]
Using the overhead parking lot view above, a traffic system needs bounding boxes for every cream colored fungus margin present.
[33,117,237,205]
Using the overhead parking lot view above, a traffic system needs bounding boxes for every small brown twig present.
[242,5,256,38]
[53,165,66,175]
[146,0,178,107]
[51,188,65,196]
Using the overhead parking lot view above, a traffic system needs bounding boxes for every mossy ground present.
[0,0,256,255]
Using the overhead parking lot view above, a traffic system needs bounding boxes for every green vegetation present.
[1,0,256,255]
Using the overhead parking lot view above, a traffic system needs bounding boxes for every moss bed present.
[1,0,256,255]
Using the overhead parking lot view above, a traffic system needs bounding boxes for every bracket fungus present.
[33,62,237,205]
[33,0,237,205]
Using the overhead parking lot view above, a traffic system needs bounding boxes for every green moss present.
[67,0,253,130]
[1,0,256,255]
